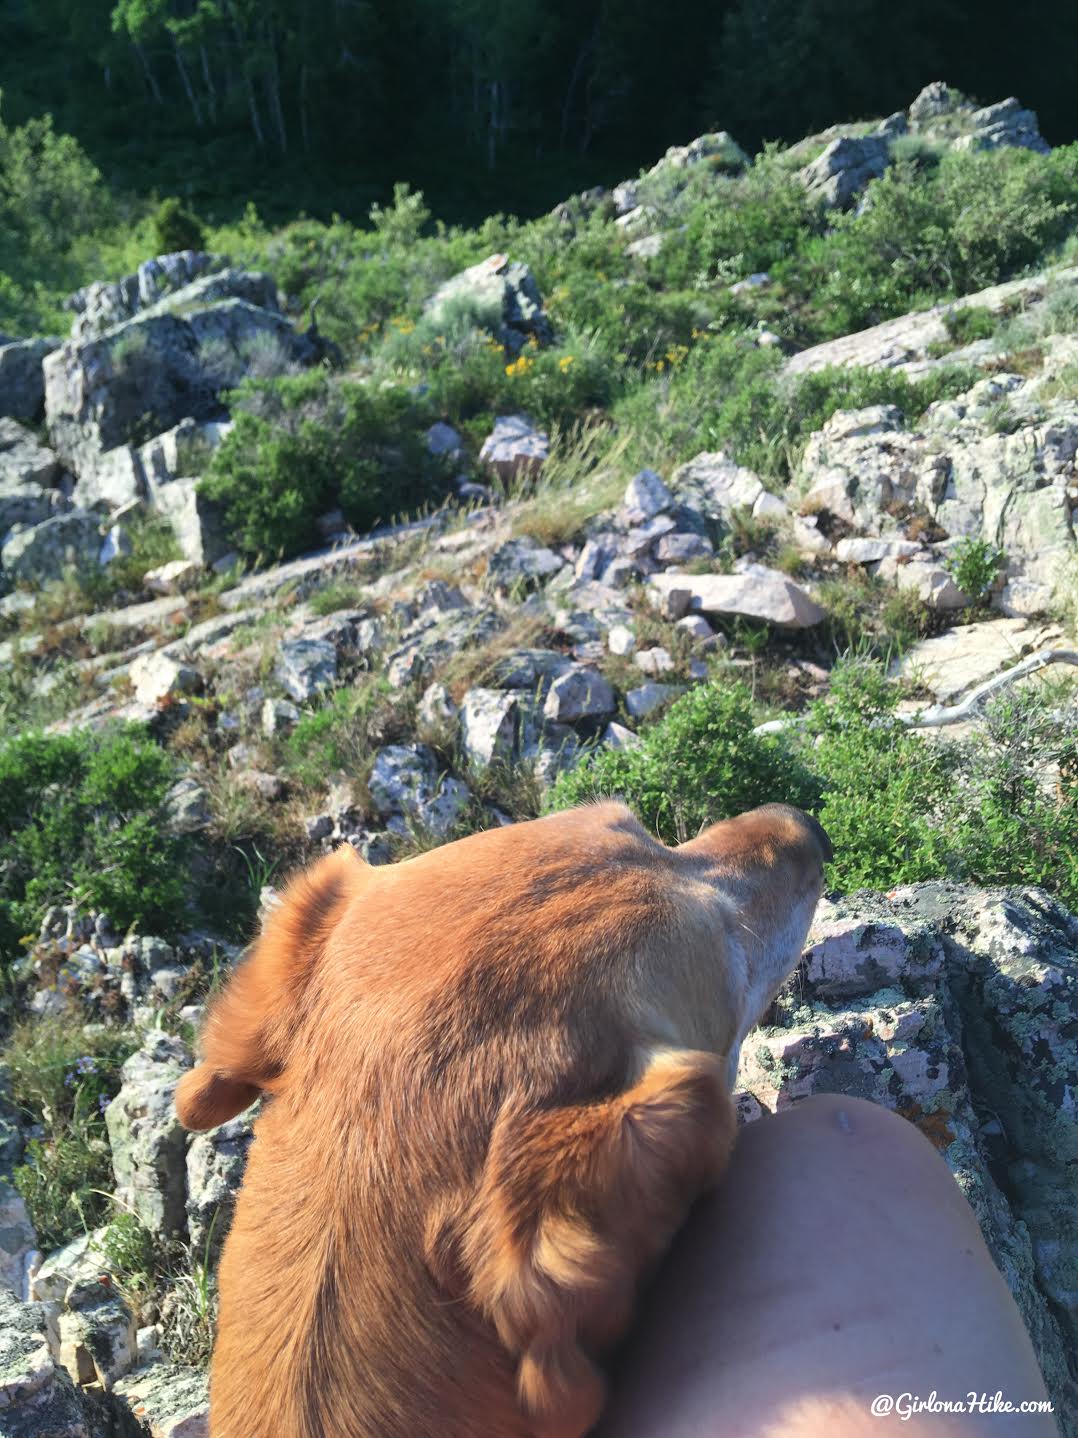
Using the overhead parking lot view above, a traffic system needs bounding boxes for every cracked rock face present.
[736,883,1078,1418]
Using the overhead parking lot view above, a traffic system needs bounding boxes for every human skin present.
[596,1095,1059,1438]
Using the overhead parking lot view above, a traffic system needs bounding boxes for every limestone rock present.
[104,1032,192,1237]
[368,744,471,838]
[274,637,337,703]
[150,479,228,568]
[0,1181,38,1302]
[893,559,968,611]
[478,415,549,482]
[485,536,563,592]
[459,689,520,768]
[1,512,101,585]
[649,566,826,628]
[426,255,552,357]
[621,469,674,525]
[45,270,309,475]
[129,651,202,706]
[800,134,891,209]
[625,683,683,719]
[891,618,1061,702]
[0,338,59,423]
[57,1279,136,1391]
[0,1288,103,1438]
[542,667,616,724]
[112,1359,209,1438]
[144,560,201,596]
[0,418,62,490]
[185,1114,253,1261]
[738,883,1078,1415]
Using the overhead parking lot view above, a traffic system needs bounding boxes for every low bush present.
[152,197,205,255]
[550,661,1078,906]
[0,727,185,960]
[200,373,447,560]
[549,681,820,843]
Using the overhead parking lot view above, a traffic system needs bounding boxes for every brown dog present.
[176,800,831,1438]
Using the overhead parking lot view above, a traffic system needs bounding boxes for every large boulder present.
[44,269,310,476]
[0,1288,107,1438]
[0,511,101,586]
[112,1359,209,1438]
[0,419,63,532]
[957,97,1050,156]
[738,884,1078,1419]
[104,1032,192,1237]
[478,414,549,483]
[367,744,471,838]
[0,338,59,422]
[65,251,224,342]
[185,1114,253,1262]
[425,254,552,357]
[800,134,891,209]
[649,565,826,628]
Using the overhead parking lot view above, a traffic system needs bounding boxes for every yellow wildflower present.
[559,356,575,372]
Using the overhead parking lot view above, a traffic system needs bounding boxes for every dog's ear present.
[176,844,366,1132]
[460,1049,734,1438]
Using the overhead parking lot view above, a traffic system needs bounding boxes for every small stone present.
[234,770,285,802]
[478,414,549,481]
[99,524,133,566]
[418,682,459,731]
[635,646,675,676]
[486,536,563,592]
[654,531,713,565]
[607,624,636,657]
[164,776,211,835]
[460,689,519,768]
[261,697,301,736]
[622,469,674,525]
[676,614,718,645]
[304,814,333,843]
[129,650,202,705]
[602,722,642,751]
[543,667,616,724]
[274,637,337,703]
[145,558,202,595]
[625,683,684,719]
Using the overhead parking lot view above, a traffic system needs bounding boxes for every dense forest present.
[5,0,1078,222]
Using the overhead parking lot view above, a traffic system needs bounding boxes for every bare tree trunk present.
[173,41,204,126]
[560,27,597,149]
[132,41,164,105]
[264,21,288,151]
[299,64,311,151]
[200,44,218,123]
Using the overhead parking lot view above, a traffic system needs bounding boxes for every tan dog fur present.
[176,800,831,1438]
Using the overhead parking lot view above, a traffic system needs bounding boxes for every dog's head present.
[176,800,830,1131]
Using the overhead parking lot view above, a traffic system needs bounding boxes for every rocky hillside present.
[0,82,1076,1436]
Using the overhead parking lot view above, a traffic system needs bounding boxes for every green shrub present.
[550,661,1077,907]
[0,727,184,958]
[200,373,446,560]
[793,146,1078,339]
[945,537,1005,602]
[549,681,820,843]
[152,196,206,255]
[943,306,999,346]
[657,157,816,288]
[806,661,959,890]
